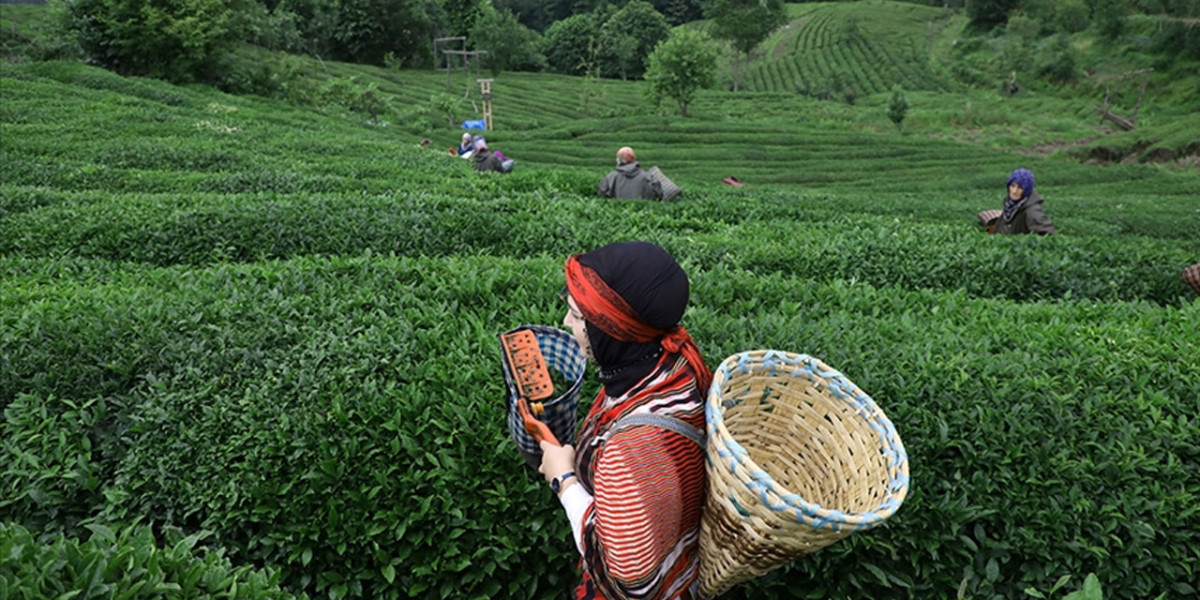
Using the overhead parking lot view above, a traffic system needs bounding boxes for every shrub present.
[540,14,600,76]
[644,28,718,117]
[888,85,909,130]
[597,0,671,79]
[470,4,546,76]
[1053,0,1091,34]
[0,395,113,538]
[62,0,240,82]
[0,521,301,599]
[0,4,79,62]
[1092,0,1128,41]
[1038,35,1079,83]
[2,255,1198,599]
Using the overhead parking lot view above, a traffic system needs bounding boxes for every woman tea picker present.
[992,168,1056,235]
[539,241,712,600]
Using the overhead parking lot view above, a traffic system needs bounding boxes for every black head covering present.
[574,241,689,396]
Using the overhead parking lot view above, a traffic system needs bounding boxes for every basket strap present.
[609,413,704,448]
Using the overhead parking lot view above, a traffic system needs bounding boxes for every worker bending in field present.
[456,132,475,158]
[472,136,514,174]
[598,147,663,200]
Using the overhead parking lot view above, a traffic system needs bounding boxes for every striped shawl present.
[574,354,706,600]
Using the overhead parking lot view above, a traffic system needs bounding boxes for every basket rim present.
[500,324,586,408]
[706,350,909,530]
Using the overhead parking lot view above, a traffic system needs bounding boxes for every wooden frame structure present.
[433,36,487,89]
[478,78,494,131]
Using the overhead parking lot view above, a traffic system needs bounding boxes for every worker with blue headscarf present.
[990,168,1057,235]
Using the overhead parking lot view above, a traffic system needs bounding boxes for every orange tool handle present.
[517,398,561,447]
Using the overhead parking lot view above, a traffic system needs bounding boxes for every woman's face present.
[563,295,594,361]
[1008,182,1024,200]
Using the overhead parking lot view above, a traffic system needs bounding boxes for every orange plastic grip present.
[517,398,561,447]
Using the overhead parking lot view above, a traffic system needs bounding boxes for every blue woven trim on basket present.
[707,351,910,531]
[501,325,586,458]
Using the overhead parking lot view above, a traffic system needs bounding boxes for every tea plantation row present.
[4,253,1199,599]
[1,185,1195,306]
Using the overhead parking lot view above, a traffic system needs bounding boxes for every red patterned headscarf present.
[565,242,712,393]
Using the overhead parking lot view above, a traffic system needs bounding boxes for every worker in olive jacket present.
[598,147,663,200]
[990,168,1057,235]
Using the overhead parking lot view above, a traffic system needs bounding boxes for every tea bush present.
[1,190,1193,304]
[2,254,1198,598]
[0,521,300,599]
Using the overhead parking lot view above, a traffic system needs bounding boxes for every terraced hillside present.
[301,61,1199,246]
[274,3,1196,231]
[741,1,956,96]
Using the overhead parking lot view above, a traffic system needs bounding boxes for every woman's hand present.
[538,440,576,484]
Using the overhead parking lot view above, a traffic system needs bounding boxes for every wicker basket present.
[1182,263,1200,296]
[648,166,682,201]
[698,351,910,598]
[500,325,587,470]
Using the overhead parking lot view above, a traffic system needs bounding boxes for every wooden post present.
[433,37,468,90]
[478,78,494,131]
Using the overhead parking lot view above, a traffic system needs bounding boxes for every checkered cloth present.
[977,209,1002,226]
[648,166,682,201]
[500,325,587,469]
[1183,263,1200,295]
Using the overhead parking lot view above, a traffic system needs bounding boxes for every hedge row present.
[0,521,300,599]
[3,254,1198,599]
[2,189,1194,305]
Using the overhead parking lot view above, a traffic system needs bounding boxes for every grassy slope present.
[345,2,1197,194]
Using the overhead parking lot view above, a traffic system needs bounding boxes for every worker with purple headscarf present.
[990,168,1057,235]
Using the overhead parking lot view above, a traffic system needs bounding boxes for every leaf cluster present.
[0,521,300,599]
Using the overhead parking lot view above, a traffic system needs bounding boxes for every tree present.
[540,13,599,75]
[63,0,240,82]
[1054,0,1090,33]
[493,0,552,31]
[607,32,640,80]
[443,0,482,38]
[653,0,704,26]
[579,37,605,117]
[329,0,438,66]
[598,0,671,79]
[1093,0,1128,40]
[704,0,788,91]
[275,0,339,58]
[966,0,1020,30]
[888,85,909,131]
[644,28,718,117]
[471,3,545,75]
